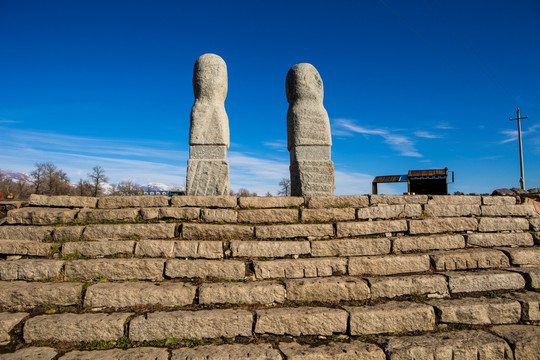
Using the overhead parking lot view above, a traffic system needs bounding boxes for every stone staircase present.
[0,193,539,359]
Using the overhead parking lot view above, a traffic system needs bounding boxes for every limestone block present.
[306,195,369,209]
[483,195,517,205]
[0,312,27,345]
[182,223,253,240]
[61,241,135,257]
[429,297,521,324]
[506,291,540,321]
[290,161,335,196]
[0,347,57,360]
[0,260,63,281]
[0,226,53,241]
[530,217,540,231]
[158,207,200,220]
[61,348,169,360]
[491,325,540,360]
[52,226,84,241]
[510,267,540,290]
[368,274,449,299]
[423,204,480,217]
[139,207,159,220]
[370,194,428,205]
[199,281,285,305]
[0,282,82,309]
[336,220,407,237]
[238,209,299,223]
[129,309,252,341]
[408,218,478,235]
[82,223,176,240]
[230,240,310,258]
[279,341,385,360]
[7,207,78,225]
[29,194,97,208]
[381,330,512,359]
[347,302,435,335]
[467,232,534,247]
[429,248,510,271]
[311,238,391,257]
[445,270,525,293]
[76,208,140,222]
[171,195,237,208]
[502,247,540,265]
[255,307,347,336]
[348,254,430,276]
[174,241,223,259]
[482,204,535,216]
[172,344,282,360]
[392,234,465,253]
[165,259,245,280]
[286,277,370,302]
[357,204,422,220]
[238,196,304,209]
[24,313,131,342]
[201,208,237,222]
[84,282,196,308]
[0,240,51,256]
[478,217,530,232]
[64,259,164,281]
[134,240,174,257]
[256,224,333,239]
[253,258,347,279]
[302,208,355,222]
[98,195,169,209]
[429,195,481,205]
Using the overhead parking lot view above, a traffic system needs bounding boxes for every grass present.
[82,340,115,351]
[409,292,428,302]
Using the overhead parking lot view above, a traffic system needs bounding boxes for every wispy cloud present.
[263,139,287,152]
[0,119,20,124]
[414,130,442,139]
[435,122,455,130]
[499,123,539,144]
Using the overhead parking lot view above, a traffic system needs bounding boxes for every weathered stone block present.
[29,194,97,208]
[290,161,334,196]
[336,220,407,237]
[0,282,82,309]
[445,270,525,293]
[172,344,282,360]
[253,258,346,279]
[174,241,223,259]
[286,277,370,302]
[256,224,333,239]
[370,195,428,205]
[237,209,298,223]
[255,307,347,336]
[165,259,245,280]
[478,217,530,232]
[357,204,422,220]
[510,267,540,290]
[61,348,169,360]
[279,341,385,360]
[171,195,237,208]
[393,234,465,253]
[467,232,534,247]
[429,248,509,271]
[134,240,174,257]
[506,291,540,321]
[429,195,481,205]
[52,226,84,242]
[368,274,449,299]
[302,208,355,222]
[409,218,478,235]
[98,195,169,209]
[307,195,369,209]
[140,207,200,221]
[238,196,304,209]
[76,208,140,222]
[423,204,480,217]
[0,347,57,360]
[502,247,540,265]
[311,238,390,257]
[200,208,237,223]
[7,208,78,225]
[482,204,535,216]
[0,260,63,281]
[483,195,517,205]
[82,223,176,240]
[0,312,28,345]
[0,226,53,241]
[491,325,540,360]
[230,240,309,258]
[429,297,521,324]
[347,302,435,335]
[61,241,135,257]
[129,309,252,341]
[199,281,285,305]
[181,223,253,240]
[530,217,540,231]
[84,282,196,308]
[64,259,164,281]
[24,313,131,342]
[0,240,51,256]
[349,254,430,276]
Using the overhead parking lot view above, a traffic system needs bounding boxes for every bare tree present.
[30,162,72,195]
[88,166,109,197]
[30,163,46,194]
[76,178,94,196]
[116,180,142,196]
[278,178,291,196]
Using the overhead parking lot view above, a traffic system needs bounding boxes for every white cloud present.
[435,122,455,130]
[263,139,287,152]
[499,123,539,144]
[0,119,20,124]
[414,130,442,139]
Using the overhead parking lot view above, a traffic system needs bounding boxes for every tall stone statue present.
[286,63,334,196]
[186,53,230,195]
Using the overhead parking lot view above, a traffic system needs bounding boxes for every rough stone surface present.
[199,281,286,305]
[187,54,230,196]
[0,312,27,345]
[0,240,51,256]
[502,247,540,265]
[445,270,526,293]
[347,302,435,335]
[467,232,534,247]
[370,195,428,205]
[64,259,165,281]
[392,234,465,253]
[530,217,540,231]
[429,195,481,205]
[311,238,391,257]
[171,195,237,208]
[238,209,298,223]
[357,204,422,220]
[98,195,169,209]
[174,241,224,259]
[60,348,169,360]
[84,282,196,308]
[506,291,540,321]
[76,208,140,222]
[349,254,430,276]
[29,194,97,208]
[482,204,535,216]
[52,226,84,242]
[129,309,252,341]
[172,344,282,360]
[182,223,253,240]
[230,240,310,258]
[279,341,385,360]
[0,260,63,280]
[368,274,449,299]
[429,248,510,271]
[23,313,131,342]
[82,223,176,240]
[0,347,57,360]
[483,195,517,205]
[511,267,540,290]
[0,282,82,309]
[255,307,347,336]
[256,224,333,239]
[238,196,304,209]
[301,208,355,222]
[7,207,78,225]
[62,240,135,257]
[306,195,369,209]
[336,220,407,237]
[429,297,521,324]
[491,325,540,360]
[254,258,347,279]
[165,259,245,279]
[134,240,174,257]
[381,330,512,359]
[201,208,237,223]
[409,218,478,235]
[0,226,53,241]
[146,207,201,220]
[478,217,530,232]
[286,277,370,302]
[423,204,480,217]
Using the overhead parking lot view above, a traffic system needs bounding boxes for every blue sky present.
[1,0,539,195]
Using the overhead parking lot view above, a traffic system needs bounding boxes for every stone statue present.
[286,63,334,196]
[186,53,230,195]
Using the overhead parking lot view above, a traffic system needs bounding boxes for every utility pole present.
[509,108,528,190]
